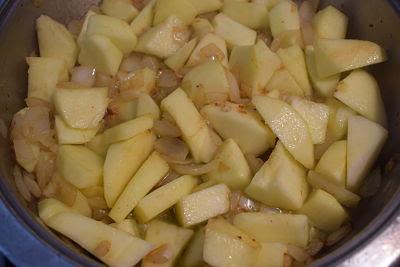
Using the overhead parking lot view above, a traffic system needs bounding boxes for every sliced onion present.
[359,168,381,197]
[120,54,142,72]
[325,224,352,246]
[160,154,193,165]
[23,172,41,198]
[141,55,160,72]
[145,244,173,264]
[283,254,293,267]
[14,165,31,202]
[287,245,310,263]
[153,120,181,138]
[155,171,181,189]
[230,191,259,214]
[116,70,130,81]
[306,239,324,256]
[42,177,58,198]
[258,204,282,214]
[94,240,111,257]
[257,30,273,46]
[157,68,179,88]
[154,137,189,161]
[36,151,56,189]
[13,138,40,173]
[245,154,264,174]
[120,70,145,92]
[171,160,217,176]
[199,43,226,63]
[71,66,96,87]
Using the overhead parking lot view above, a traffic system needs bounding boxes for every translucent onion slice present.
[171,160,218,176]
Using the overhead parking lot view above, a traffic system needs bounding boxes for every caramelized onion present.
[153,120,181,138]
[145,244,173,264]
[325,224,352,246]
[286,245,310,263]
[14,165,31,202]
[120,54,142,72]
[36,151,56,189]
[171,160,217,176]
[23,172,41,198]
[141,55,160,72]
[154,137,189,161]
[157,68,179,88]
[299,1,316,45]
[71,66,96,87]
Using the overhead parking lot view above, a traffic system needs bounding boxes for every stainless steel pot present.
[0,0,400,266]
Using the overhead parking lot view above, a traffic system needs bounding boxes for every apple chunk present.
[314,38,387,78]
[100,0,139,22]
[36,15,78,69]
[108,151,169,223]
[254,243,287,267]
[222,1,269,29]
[201,101,276,156]
[55,116,99,145]
[229,40,282,97]
[187,0,222,14]
[315,140,347,186]
[186,33,228,68]
[104,130,155,207]
[334,70,387,126]
[161,88,218,163]
[54,87,109,129]
[253,96,314,169]
[269,0,300,37]
[165,38,197,72]
[264,69,304,98]
[204,139,252,190]
[313,5,348,39]
[203,218,260,267]
[245,142,308,211]
[130,0,157,36]
[46,212,154,266]
[233,212,310,247]
[153,0,197,26]
[26,57,68,103]
[176,184,230,227]
[179,228,205,267]
[299,189,349,232]
[347,116,388,191]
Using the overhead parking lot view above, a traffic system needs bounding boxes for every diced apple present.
[78,10,97,44]
[307,171,360,208]
[78,34,123,76]
[100,0,139,22]
[203,218,260,267]
[347,116,388,191]
[253,96,314,168]
[165,38,197,72]
[130,0,157,36]
[269,0,300,37]
[192,180,218,193]
[314,38,387,78]
[36,15,78,69]
[57,145,103,189]
[277,45,311,96]
[71,191,92,217]
[142,220,194,267]
[334,70,387,126]
[109,151,169,223]
[38,198,73,222]
[204,139,251,190]
[254,243,287,267]
[313,5,348,39]
[135,16,189,58]
[81,186,104,198]
[161,88,218,163]
[134,175,198,223]
[201,101,276,156]
[153,0,197,26]
[110,219,140,237]
[55,116,99,145]
[213,13,257,48]
[222,1,269,29]
[253,0,283,10]
[54,87,109,129]
[112,100,138,122]
[304,46,339,97]
[26,57,68,102]
[299,189,348,232]
[187,0,222,14]
[86,14,137,54]
[233,212,310,247]
[325,98,356,141]
[46,212,154,266]
[104,130,155,207]
[263,69,304,97]
[291,97,329,144]
[192,18,214,39]
[181,61,230,108]
[176,184,230,227]
[186,33,228,68]
[245,142,308,210]
[179,228,205,267]
[136,94,160,120]
[315,140,347,185]
[230,40,282,97]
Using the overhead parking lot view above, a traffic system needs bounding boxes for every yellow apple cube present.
[187,0,222,14]
[179,228,205,267]
[165,38,197,72]
[222,1,269,29]
[100,0,139,22]
[313,5,348,39]
[130,0,157,36]
[110,219,140,237]
[269,0,300,37]
[55,116,99,145]
[264,69,304,97]
[254,243,287,267]
[136,94,160,120]
[153,0,197,26]
[315,140,347,185]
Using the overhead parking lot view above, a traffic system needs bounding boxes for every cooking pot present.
[0,0,400,266]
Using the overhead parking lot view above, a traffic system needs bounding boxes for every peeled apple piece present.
[334,70,387,126]
[46,212,154,267]
[222,0,269,29]
[264,69,304,98]
[187,0,222,14]
[110,219,140,237]
[26,57,68,103]
[325,98,356,141]
[57,145,103,189]
[165,38,197,72]
[347,116,388,192]
[254,242,287,267]
[315,140,347,186]
[153,0,197,26]
[253,96,314,169]
[269,0,300,37]
[55,116,99,145]
[299,189,349,232]
[100,0,139,22]
[77,10,96,44]
[136,94,160,120]
[103,130,155,207]
[78,34,123,76]
[179,228,205,267]
[201,101,276,156]
[54,87,108,129]
[36,15,78,69]
[229,40,282,97]
[313,5,348,39]
[130,0,157,36]
[314,38,387,78]
[86,14,137,55]
[186,33,228,68]
[203,218,260,267]
[135,16,189,58]
[213,13,257,48]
